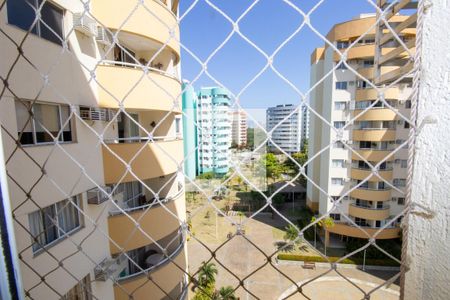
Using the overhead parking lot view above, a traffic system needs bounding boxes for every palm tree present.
[198,261,218,287]
[283,224,299,243]
[219,286,237,300]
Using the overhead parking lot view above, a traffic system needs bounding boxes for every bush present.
[345,238,402,260]
[277,253,400,266]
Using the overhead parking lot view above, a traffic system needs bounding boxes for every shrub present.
[277,253,400,266]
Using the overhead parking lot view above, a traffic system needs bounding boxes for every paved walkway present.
[188,214,399,299]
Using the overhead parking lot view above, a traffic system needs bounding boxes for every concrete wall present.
[402,0,450,298]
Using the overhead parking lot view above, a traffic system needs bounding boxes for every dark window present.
[335,81,348,90]
[15,100,73,145]
[405,100,412,108]
[7,0,64,45]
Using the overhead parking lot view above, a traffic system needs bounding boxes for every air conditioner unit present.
[96,26,112,46]
[87,186,111,205]
[73,13,98,37]
[79,106,108,121]
[94,256,124,281]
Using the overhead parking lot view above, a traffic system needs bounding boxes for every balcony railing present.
[103,135,182,144]
[117,232,185,282]
[109,183,184,215]
[350,203,390,210]
[101,60,180,81]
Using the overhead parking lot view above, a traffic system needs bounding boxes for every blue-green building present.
[181,84,232,179]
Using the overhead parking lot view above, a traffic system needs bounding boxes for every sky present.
[178,0,375,124]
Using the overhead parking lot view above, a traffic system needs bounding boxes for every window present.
[335,81,347,90]
[332,159,345,168]
[363,60,374,67]
[405,100,412,108]
[400,159,407,168]
[62,274,92,300]
[7,0,64,45]
[375,220,381,228]
[28,196,82,252]
[393,178,406,187]
[334,121,345,129]
[336,41,349,49]
[359,141,371,149]
[336,62,347,70]
[404,121,410,129]
[356,80,369,89]
[331,178,344,186]
[355,217,368,227]
[15,100,73,145]
[333,141,345,149]
[334,101,346,110]
[330,213,341,221]
[397,197,405,205]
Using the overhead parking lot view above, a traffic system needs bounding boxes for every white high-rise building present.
[266,104,302,154]
[231,110,248,147]
[196,87,232,176]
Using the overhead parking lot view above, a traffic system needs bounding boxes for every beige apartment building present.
[307,14,415,244]
[0,0,187,299]
[231,109,248,147]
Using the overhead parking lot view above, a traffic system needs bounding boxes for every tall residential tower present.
[307,14,415,244]
[196,88,232,176]
[0,0,187,299]
[266,104,303,154]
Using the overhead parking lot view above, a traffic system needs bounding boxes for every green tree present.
[310,216,335,229]
[219,286,237,300]
[272,194,285,209]
[283,224,299,242]
[198,262,218,287]
[262,153,283,182]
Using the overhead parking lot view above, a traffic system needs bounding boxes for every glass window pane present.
[60,105,72,142]
[39,1,64,45]
[15,100,34,144]
[7,0,38,34]
[42,205,57,244]
[34,103,60,143]
[29,210,45,251]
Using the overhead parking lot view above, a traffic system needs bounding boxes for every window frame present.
[29,195,84,254]
[15,100,75,146]
[6,0,65,46]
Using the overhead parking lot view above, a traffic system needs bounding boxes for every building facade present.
[196,88,232,176]
[307,14,415,244]
[181,81,197,180]
[231,110,248,147]
[266,104,303,154]
[0,0,187,299]
[301,105,310,147]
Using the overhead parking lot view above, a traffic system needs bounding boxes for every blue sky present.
[179,0,375,110]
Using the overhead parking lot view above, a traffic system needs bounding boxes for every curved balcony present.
[92,0,180,58]
[355,87,399,101]
[333,45,393,61]
[353,108,397,121]
[351,148,393,162]
[352,129,396,141]
[357,66,399,80]
[96,62,181,112]
[113,238,187,300]
[348,203,390,220]
[102,138,183,184]
[327,17,377,42]
[108,189,185,254]
[350,188,391,201]
[327,222,400,239]
[351,167,393,181]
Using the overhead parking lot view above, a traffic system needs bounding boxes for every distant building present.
[231,110,248,147]
[266,104,303,153]
[181,81,197,180]
[301,105,310,146]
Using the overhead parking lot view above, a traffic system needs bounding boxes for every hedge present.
[277,253,400,267]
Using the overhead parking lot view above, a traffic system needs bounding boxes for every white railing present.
[103,135,181,144]
[100,60,180,81]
